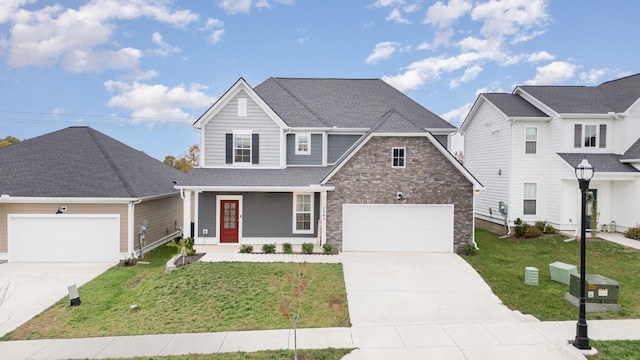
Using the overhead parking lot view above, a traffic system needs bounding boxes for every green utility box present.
[569,274,619,304]
[549,262,578,285]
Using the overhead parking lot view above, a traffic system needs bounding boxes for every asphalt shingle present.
[557,153,639,173]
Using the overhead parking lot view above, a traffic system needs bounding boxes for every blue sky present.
[0,0,638,161]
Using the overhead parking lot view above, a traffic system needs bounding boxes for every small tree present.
[0,282,14,325]
[590,197,599,238]
[278,263,313,360]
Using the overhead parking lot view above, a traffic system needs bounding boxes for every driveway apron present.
[341,252,586,360]
[0,262,114,337]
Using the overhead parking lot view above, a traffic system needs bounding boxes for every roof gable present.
[193,78,288,130]
[0,127,185,198]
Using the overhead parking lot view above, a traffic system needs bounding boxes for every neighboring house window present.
[525,127,537,154]
[293,193,314,233]
[574,124,607,148]
[523,183,537,215]
[226,132,259,165]
[295,134,311,155]
[392,147,405,168]
[238,98,247,117]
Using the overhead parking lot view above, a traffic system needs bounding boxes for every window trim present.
[392,147,406,168]
[237,97,247,117]
[295,133,311,155]
[525,126,537,154]
[523,183,537,215]
[292,193,314,234]
[584,124,597,148]
[233,130,252,165]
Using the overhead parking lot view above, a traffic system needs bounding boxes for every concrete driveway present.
[0,262,114,337]
[341,252,587,360]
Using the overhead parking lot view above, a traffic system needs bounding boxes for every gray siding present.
[286,134,323,165]
[328,134,361,164]
[203,90,281,167]
[197,192,320,238]
[433,134,449,148]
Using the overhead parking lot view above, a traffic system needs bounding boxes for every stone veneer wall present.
[325,136,474,253]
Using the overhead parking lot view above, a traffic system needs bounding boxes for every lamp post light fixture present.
[574,158,594,350]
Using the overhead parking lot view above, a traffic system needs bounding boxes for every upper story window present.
[525,127,537,154]
[234,132,251,163]
[392,147,405,168]
[295,133,311,155]
[523,183,537,215]
[574,124,607,149]
[237,98,247,117]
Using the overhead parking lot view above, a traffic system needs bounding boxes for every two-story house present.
[462,73,640,235]
[175,77,483,253]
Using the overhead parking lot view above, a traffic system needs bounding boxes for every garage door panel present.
[342,204,453,252]
[8,215,120,263]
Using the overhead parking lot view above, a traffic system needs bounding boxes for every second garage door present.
[8,214,120,262]
[342,204,453,252]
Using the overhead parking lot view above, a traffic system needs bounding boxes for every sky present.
[0,0,638,161]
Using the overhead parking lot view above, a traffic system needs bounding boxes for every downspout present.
[129,198,142,258]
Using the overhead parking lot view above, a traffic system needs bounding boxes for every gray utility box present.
[569,274,619,304]
[549,262,578,285]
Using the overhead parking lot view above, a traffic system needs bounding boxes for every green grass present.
[464,229,640,320]
[120,348,353,360]
[588,340,640,360]
[2,246,350,340]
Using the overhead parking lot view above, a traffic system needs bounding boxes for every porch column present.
[182,190,192,238]
[320,190,327,245]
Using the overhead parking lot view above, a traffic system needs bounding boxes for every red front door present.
[220,200,239,243]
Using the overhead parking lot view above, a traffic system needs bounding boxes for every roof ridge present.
[270,78,330,127]
[86,128,137,197]
[372,109,423,132]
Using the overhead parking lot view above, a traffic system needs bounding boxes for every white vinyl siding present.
[392,147,405,168]
[293,193,313,234]
[203,90,281,167]
[523,183,537,215]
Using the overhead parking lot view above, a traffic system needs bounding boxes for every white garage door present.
[8,214,120,262]
[342,204,454,252]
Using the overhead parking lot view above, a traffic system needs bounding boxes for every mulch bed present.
[173,253,205,267]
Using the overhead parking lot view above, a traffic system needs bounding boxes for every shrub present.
[301,243,314,254]
[322,243,333,255]
[544,223,556,234]
[513,218,529,238]
[239,244,253,253]
[534,221,546,232]
[524,226,543,238]
[282,242,293,254]
[463,243,478,256]
[625,225,640,240]
[185,237,196,256]
[262,243,276,254]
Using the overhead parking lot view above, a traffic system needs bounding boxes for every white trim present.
[216,195,243,243]
[295,133,311,155]
[391,147,406,168]
[322,132,328,166]
[0,196,136,203]
[177,185,335,192]
[525,126,538,154]
[232,130,252,165]
[292,193,314,234]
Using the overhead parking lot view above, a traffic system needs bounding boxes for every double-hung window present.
[234,132,251,164]
[525,127,537,154]
[392,147,405,168]
[295,134,311,155]
[574,124,607,149]
[584,125,597,147]
[293,193,313,233]
[523,183,537,215]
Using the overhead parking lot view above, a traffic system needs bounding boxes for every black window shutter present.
[225,133,233,164]
[599,124,607,148]
[574,124,582,148]
[252,134,259,164]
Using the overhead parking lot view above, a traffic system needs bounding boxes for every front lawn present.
[464,229,640,320]
[588,340,640,360]
[2,246,350,340]
[124,348,353,360]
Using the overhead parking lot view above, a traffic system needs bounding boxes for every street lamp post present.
[574,158,594,350]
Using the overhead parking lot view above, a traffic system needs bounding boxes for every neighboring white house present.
[461,73,640,234]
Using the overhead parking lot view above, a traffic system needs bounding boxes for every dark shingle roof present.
[482,93,549,117]
[0,127,185,198]
[519,73,640,114]
[621,138,640,161]
[181,167,333,187]
[254,78,455,131]
[557,153,639,173]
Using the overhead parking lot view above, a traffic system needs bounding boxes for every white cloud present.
[105,80,216,121]
[449,64,482,89]
[204,17,225,44]
[6,0,199,72]
[580,68,608,84]
[372,0,405,7]
[387,8,410,24]
[525,61,577,85]
[210,29,226,44]
[424,0,472,29]
[417,41,431,50]
[0,0,33,23]
[471,0,549,38]
[366,41,398,64]
[217,0,294,14]
[149,32,181,57]
[441,101,473,127]
[527,51,554,63]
